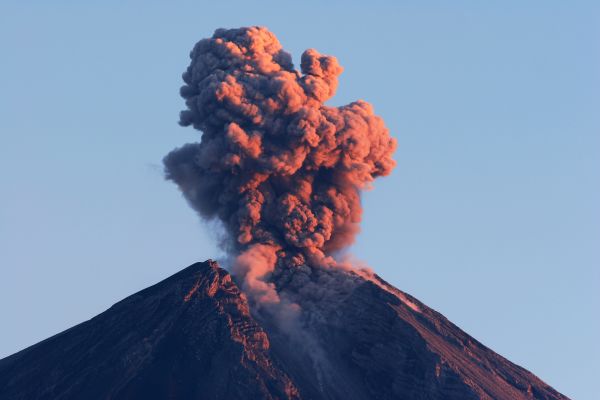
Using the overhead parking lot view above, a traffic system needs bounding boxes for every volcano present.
[0,260,567,400]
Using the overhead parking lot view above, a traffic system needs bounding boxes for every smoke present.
[164,26,396,308]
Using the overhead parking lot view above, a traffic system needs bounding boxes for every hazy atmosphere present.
[1,2,598,399]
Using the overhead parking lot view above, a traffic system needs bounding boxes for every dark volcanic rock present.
[0,260,568,400]
[0,261,298,400]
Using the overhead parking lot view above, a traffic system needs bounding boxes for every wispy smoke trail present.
[164,27,396,305]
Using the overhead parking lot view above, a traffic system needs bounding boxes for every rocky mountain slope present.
[0,260,568,400]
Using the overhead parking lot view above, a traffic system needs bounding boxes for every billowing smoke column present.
[164,27,396,305]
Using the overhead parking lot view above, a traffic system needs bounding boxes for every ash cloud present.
[164,26,396,307]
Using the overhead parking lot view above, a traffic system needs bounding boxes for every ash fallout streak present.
[164,27,396,308]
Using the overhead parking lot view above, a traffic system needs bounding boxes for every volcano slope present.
[0,260,567,400]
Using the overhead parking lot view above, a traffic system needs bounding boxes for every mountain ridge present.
[0,260,568,400]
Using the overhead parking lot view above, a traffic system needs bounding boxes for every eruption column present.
[164,27,396,303]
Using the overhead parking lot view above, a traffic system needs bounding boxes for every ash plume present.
[164,27,396,306]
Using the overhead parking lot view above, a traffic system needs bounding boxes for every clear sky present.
[1,1,598,399]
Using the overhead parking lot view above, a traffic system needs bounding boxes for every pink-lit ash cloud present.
[164,27,396,308]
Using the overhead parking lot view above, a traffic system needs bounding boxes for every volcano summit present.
[0,260,567,399]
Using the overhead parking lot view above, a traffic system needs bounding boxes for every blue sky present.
[1,2,598,399]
